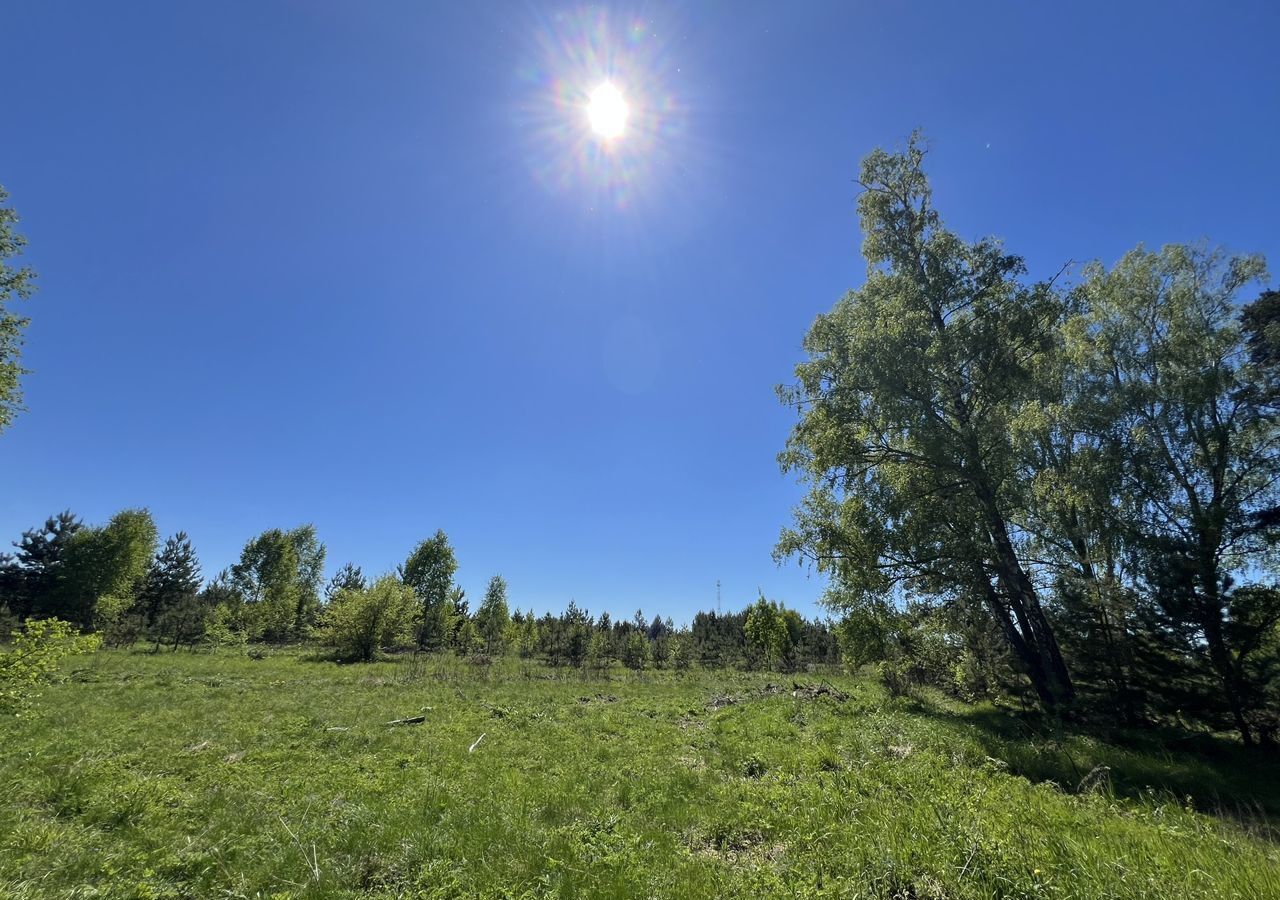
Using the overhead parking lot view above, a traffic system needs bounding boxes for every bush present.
[621,631,651,671]
[153,594,211,651]
[316,576,415,662]
[202,604,248,651]
[838,601,972,700]
[95,595,144,648]
[670,635,693,671]
[0,618,100,715]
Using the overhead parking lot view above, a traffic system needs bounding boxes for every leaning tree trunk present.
[975,571,1059,709]
[975,490,1076,710]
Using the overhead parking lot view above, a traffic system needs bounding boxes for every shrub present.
[670,634,693,671]
[454,618,482,657]
[316,576,415,662]
[0,618,100,715]
[622,630,651,671]
[839,601,970,699]
[95,595,144,648]
[202,604,248,651]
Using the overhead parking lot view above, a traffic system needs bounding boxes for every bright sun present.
[587,82,629,140]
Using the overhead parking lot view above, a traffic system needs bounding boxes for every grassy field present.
[1,649,1278,899]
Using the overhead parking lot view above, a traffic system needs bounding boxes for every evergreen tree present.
[562,601,592,667]
[448,587,468,646]
[517,609,539,659]
[647,614,668,640]
[621,629,650,670]
[325,563,366,604]
[141,532,202,629]
[2,510,82,619]
[155,594,212,652]
[455,617,481,656]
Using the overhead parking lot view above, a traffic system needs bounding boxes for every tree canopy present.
[0,186,35,436]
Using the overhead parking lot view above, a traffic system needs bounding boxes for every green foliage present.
[0,510,82,619]
[401,530,457,650]
[140,532,201,630]
[621,629,651,670]
[670,632,693,671]
[201,601,247,651]
[453,617,481,657]
[0,605,16,643]
[154,594,213,652]
[232,526,325,642]
[0,185,35,436]
[744,595,791,670]
[57,509,158,627]
[0,618,99,715]
[323,562,365,604]
[315,575,416,662]
[777,132,1074,709]
[516,609,539,659]
[834,597,991,700]
[584,629,611,672]
[1066,244,1276,743]
[93,595,144,649]
[474,575,510,653]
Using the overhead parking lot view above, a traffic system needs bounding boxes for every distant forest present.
[0,514,839,674]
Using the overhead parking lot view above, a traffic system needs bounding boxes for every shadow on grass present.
[910,698,1280,834]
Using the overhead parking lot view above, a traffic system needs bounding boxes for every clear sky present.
[2,1,1277,623]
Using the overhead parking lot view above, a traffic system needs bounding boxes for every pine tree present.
[3,511,82,619]
[141,533,202,628]
[324,563,366,604]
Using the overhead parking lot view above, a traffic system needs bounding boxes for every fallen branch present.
[469,732,486,753]
[385,715,426,727]
[791,681,849,702]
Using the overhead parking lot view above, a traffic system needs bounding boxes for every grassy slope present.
[0,649,1277,899]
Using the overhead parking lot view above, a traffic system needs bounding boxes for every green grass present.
[1,649,1277,899]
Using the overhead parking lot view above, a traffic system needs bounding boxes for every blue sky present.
[2,1,1277,623]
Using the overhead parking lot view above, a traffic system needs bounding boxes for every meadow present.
[0,650,1277,899]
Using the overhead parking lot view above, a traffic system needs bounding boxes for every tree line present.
[0,515,837,671]
[778,133,1280,746]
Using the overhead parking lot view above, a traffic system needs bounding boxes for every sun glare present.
[519,8,689,209]
[587,82,628,139]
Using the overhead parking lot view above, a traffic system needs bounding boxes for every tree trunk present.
[974,491,1075,709]
[1199,588,1253,746]
[969,567,1061,709]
